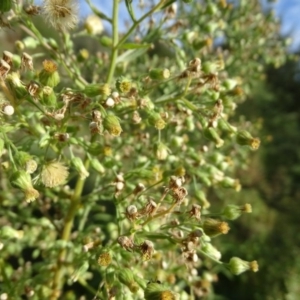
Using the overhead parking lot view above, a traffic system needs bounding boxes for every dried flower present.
[188,204,201,220]
[227,257,259,275]
[42,0,79,31]
[117,236,134,252]
[41,161,69,188]
[21,52,34,71]
[2,51,13,67]
[0,59,10,79]
[126,205,139,221]
[140,240,155,260]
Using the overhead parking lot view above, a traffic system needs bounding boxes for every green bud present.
[218,119,237,137]
[41,86,57,107]
[6,72,28,100]
[118,268,139,293]
[116,77,132,94]
[71,157,89,179]
[99,36,113,47]
[15,41,25,51]
[202,60,224,73]
[47,38,59,51]
[227,257,259,275]
[0,0,12,12]
[144,283,177,300]
[105,267,115,287]
[22,36,40,49]
[236,130,260,150]
[90,158,105,173]
[220,176,241,191]
[222,204,252,220]
[206,3,218,15]
[77,49,89,62]
[149,68,170,80]
[10,170,39,202]
[223,78,238,90]
[203,218,230,237]
[148,112,166,130]
[39,60,60,87]
[201,242,222,260]
[154,142,169,160]
[203,127,224,148]
[194,190,210,208]
[103,114,122,136]
[84,83,111,97]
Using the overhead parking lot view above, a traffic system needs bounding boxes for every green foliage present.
[0,0,289,299]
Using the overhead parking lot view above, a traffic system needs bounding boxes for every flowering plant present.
[0,0,287,299]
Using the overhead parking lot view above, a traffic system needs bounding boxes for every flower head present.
[41,160,69,188]
[42,0,79,31]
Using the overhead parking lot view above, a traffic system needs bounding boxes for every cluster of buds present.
[168,176,188,204]
[113,173,125,195]
[104,91,121,108]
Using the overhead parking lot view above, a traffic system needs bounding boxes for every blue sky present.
[36,0,300,50]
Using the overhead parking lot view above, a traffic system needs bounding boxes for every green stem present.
[106,0,119,84]
[50,160,90,300]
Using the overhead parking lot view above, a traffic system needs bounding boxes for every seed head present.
[41,160,69,188]
[42,0,79,31]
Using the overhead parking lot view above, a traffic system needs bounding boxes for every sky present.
[36,0,300,51]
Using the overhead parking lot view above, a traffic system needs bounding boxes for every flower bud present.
[194,190,210,209]
[116,77,132,94]
[154,142,169,160]
[220,176,241,191]
[25,159,38,174]
[149,68,170,80]
[98,252,112,267]
[227,257,259,275]
[99,36,113,47]
[84,83,111,97]
[202,59,224,73]
[41,86,57,107]
[71,157,89,179]
[201,242,222,260]
[103,114,122,136]
[203,218,230,237]
[84,15,104,35]
[118,268,139,293]
[236,130,260,150]
[5,72,27,99]
[222,203,252,220]
[39,60,60,87]
[203,127,224,148]
[148,112,166,130]
[90,158,105,174]
[144,282,177,300]
[10,170,39,202]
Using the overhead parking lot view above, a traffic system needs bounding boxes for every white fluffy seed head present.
[3,105,14,116]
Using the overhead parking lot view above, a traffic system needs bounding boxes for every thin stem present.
[50,159,90,300]
[117,0,167,47]
[106,0,119,84]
